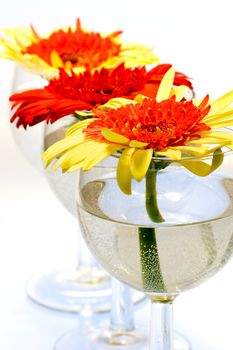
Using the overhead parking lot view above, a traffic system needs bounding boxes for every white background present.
[0,0,233,349]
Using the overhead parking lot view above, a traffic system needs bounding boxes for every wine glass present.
[75,153,233,350]
[10,101,148,349]
[43,116,154,350]
[26,115,113,313]
[10,67,151,350]
[9,65,113,312]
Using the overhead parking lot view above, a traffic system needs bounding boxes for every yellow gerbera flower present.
[0,19,159,79]
[43,66,233,206]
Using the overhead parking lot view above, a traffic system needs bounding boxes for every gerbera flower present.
[0,19,159,78]
[10,63,193,128]
[43,66,233,197]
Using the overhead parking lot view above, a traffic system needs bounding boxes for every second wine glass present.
[28,114,144,312]
[10,66,145,312]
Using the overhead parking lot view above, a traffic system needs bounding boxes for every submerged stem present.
[139,227,165,292]
[139,161,171,293]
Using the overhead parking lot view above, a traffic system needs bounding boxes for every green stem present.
[138,161,171,293]
[146,169,164,223]
[139,227,165,292]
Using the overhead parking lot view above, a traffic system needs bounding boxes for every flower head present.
[86,96,210,150]
[10,63,193,128]
[0,19,159,78]
[43,66,233,195]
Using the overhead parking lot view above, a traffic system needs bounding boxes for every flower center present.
[23,20,121,69]
[86,96,211,150]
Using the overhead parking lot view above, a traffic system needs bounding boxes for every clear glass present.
[11,65,146,314]
[27,115,117,313]
[43,117,151,350]
[77,154,233,349]
[54,277,148,350]
[11,66,189,349]
[10,66,119,312]
[10,65,46,172]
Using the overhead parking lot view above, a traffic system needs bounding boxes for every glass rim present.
[111,148,233,163]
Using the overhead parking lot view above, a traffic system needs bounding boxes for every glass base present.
[54,327,147,350]
[54,327,191,350]
[26,268,145,313]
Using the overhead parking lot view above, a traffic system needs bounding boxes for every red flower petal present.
[86,96,210,151]
[10,89,92,128]
[9,64,193,128]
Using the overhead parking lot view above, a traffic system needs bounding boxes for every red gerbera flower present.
[24,19,122,70]
[10,63,193,128]
[86,96,211,151]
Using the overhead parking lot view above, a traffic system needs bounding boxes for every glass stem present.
[110,278,135,332]
[149,297,174,350]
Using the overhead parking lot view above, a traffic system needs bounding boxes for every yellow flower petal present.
[101,42,160,69]
[52,150,75,172]
[171,85,190,102]
[75,110,94,118]
[192,98,202,107]
[82,143,123,170]
[170,145,209,156]
[191,137,231,145]
[130,149,153,182]
[66,119,94,136]
[210,90,233,115]
[204,110,233,129]
[129,140,148,148]
[72,66,86,75]
[156,149,182,160]
[1,27,35,46]
[67,162,85,172]
[179,148,223,177]
[64,61,73,70]
[191,131,233,145]
[117,148,135,195]
[98,97,136,111]
[102,128,130,145]
[134,94,148,103]
[156,66,175,102]
[205,120,233,129]
[204,108,233,122]
[43,134,84,166]
[50,50,64,68]
[61,141,98,171]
